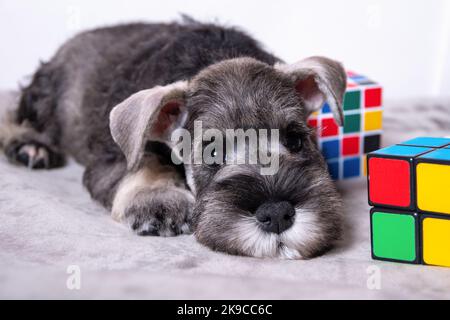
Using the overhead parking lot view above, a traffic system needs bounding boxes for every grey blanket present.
[1,90,450,299]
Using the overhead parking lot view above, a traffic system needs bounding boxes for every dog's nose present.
[255,201,295,234]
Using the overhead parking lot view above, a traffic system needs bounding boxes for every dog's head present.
[110,56,346,259]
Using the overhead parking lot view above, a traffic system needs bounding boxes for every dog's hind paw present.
[5,140,65,169]
[17,144,50,169]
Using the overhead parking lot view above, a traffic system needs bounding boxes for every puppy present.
[2,19,346,259]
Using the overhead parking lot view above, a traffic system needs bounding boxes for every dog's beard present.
[228,207,326,259]
[195,195,341,259]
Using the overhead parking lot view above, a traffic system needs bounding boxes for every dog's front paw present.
[122,187,194,237]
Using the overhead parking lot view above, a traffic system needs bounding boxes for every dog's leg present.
[2,63,66,169]
[83,155,194,236]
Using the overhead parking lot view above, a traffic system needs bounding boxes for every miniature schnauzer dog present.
[2,19,346,259]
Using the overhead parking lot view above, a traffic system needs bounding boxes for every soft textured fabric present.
[0,90,449,299]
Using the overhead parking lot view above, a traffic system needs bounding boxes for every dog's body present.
[3,20,346,259]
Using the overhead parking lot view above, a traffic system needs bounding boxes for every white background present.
[1,0,449,100]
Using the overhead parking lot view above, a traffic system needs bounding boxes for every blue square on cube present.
[418,148,450,161]
[343,157,360,178]
[399,137,450,148]
[322,103,331,113]
[322,140,340,160]
[327,160,339,180]
[350,75,368,83]
[373,145,432,158]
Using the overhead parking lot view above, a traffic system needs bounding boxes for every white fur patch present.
[279,208,322,257]
[232,216,278,258]
[232,207,321,260]
[111,159,192,221]
[278,245,302,260]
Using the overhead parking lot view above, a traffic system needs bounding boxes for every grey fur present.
[110,81,188,171]
[2,20,346,259]
[275,56,346,125]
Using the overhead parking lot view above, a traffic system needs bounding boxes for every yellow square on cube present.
[422,217,450,267]
[364,110,382,131]
[417,163,450,214]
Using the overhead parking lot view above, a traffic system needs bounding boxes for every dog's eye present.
[285,131,303,153]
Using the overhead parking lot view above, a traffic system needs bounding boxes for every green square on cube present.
[371,210,418,262]
[343,113,361,133]
[343,91,361,111]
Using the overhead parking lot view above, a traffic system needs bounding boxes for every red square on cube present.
[342,136,360,155]
[365,88,382,108]
[321,118,339,137]
[368,157,411,207]
[308,119,318,128]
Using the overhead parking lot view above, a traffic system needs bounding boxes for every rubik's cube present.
[367,137,450,268]
[309,71,383,180]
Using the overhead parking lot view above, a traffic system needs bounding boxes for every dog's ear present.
[110,81,188,170]
[276,56,347,126]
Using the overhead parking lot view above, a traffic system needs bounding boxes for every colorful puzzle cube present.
[367,137,450,267]
[309,71,383,180]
